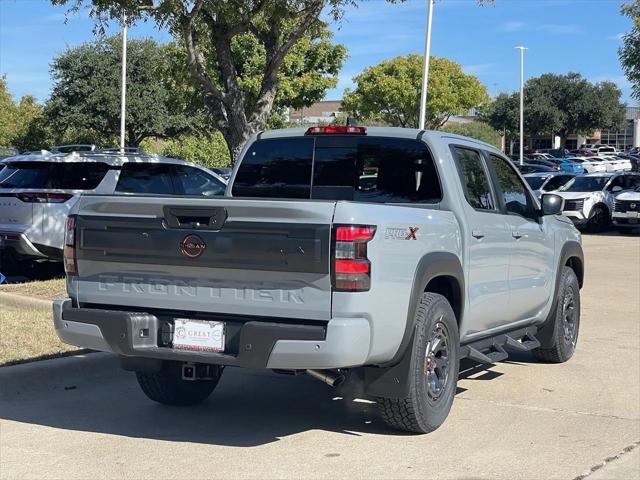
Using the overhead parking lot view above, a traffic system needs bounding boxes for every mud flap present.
[363,327,417,399]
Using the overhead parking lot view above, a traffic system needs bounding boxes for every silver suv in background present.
[555,172,640,232]
[0,149,227,270]
[613,186,640,230]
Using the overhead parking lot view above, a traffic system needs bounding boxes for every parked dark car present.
[526,158,562,171]
[537,148,574,158]
[517,163,556,174]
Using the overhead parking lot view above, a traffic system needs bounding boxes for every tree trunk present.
[222,124,252,163]
[180,0,324,165]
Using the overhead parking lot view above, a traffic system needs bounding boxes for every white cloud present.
[462,62,497,75]
[500,21,526,32]
[43,13,67,23]
[606,32,625,41]
[498,21,582,35]
[537,24,582,35]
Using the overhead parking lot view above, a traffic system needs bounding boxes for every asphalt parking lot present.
[0,233,638,480]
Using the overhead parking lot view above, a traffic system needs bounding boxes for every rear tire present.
[586,205,610,233]
[376,293,460,434]
[532,267,580,363]
[136,361,222,406]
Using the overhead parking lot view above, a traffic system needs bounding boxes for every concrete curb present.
[0,291,53,310]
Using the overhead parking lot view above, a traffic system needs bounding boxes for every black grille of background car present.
[563,199,585,211]
[614,200,640,212]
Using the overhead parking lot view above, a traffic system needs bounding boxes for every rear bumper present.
[53,299,371,369]
[0,231,46,259]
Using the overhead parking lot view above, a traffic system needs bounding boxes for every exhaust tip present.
[306,369,346,388]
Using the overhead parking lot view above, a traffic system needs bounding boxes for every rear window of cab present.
[232,136,442,203]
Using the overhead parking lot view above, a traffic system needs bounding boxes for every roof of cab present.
[257,126,503,154]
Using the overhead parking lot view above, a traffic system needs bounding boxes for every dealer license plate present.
[172,319,225,353]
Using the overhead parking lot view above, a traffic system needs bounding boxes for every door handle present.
[512,231,523,239]
[472,230,485,239]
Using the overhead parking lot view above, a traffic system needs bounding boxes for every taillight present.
[332,225,375,292]
[305,126,367,135]
[16,192,73,203]
[63,215,78,275]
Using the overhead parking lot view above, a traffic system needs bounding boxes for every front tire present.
[586,205,610,233]
[377,293,460,434]
[533,267,581,363]
[136,361,222,406]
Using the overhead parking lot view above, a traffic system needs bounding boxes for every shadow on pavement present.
[0,355,400,447]
[0,259,64,283]
[0,353,528,447]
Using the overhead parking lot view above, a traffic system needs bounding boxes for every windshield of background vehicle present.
[561,176,609,192]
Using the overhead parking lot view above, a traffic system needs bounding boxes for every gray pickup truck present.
[54,126,584,433]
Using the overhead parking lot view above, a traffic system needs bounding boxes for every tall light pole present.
[515,46,527,165]
[120,12,128,152]
[418,0,435,130]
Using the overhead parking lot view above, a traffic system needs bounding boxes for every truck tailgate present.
[73,195,336,321]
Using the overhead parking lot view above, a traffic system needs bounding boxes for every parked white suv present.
[612,187,640,230]
[0,149,227,269]
[555,172,640,232]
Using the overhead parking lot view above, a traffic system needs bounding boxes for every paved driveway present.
[1,234,638,479]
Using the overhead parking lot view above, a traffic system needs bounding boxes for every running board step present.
[461,326,540,365]
[465,346,508,364]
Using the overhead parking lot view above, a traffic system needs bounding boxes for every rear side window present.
[233,135,442,203]
[232,138,314,198]
[174,165,226,197]
[314,137,441,203]
[451,147,495,210]
[116,163,175,195]
[0,162,109,190]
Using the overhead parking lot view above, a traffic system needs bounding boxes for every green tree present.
[46,36,195,147]
[441,121,501,148]
[52,0,348,161]
[163,24,346,132]
[342,54,489,129]
[482,73,625,148]
[524,73,625,145]
[0,77,50,150]
[159,132,231,168]
[620,0,640,101]
[477,92,519,138]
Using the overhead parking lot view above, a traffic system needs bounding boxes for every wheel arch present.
[591,202,610,215]
[364,252,464,398]
[537,240,584,349]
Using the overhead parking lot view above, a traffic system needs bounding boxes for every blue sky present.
[0,0,635,105]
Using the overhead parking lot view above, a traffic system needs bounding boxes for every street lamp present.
[515,46,527,166]
[119,12,128,152]
[418,0,435,130]
[119,3,156,152]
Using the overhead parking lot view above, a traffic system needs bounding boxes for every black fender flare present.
[537,240,584,348]
[364,252,464,398]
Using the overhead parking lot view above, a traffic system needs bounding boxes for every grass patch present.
[0,278,67,301]
[0,305,81,366]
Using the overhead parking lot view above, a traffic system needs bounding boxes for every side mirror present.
[541,193,564,216]
[611,186,623,193]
